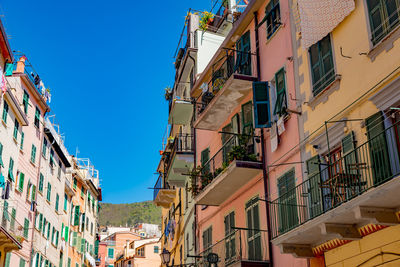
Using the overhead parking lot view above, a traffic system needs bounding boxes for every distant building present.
[114,238,161,267]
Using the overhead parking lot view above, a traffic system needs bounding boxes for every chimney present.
[15,56,26,74]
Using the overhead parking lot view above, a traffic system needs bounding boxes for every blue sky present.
[1,0,212,203]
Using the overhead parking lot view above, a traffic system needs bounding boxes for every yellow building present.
[269,0,400,266]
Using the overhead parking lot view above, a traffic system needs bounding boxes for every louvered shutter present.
[253,82,271,128]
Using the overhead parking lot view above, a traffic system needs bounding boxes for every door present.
[224,212,236,263]
[246,197,262,261]
[277,169,298,233]
[306,156,323,218]
[222,124,234,165]
[235,31,252,76]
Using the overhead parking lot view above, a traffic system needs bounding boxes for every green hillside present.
[99,201,161,226]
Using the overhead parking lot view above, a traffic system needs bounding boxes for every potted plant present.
[164,86,173,101]
[200,11,215,31]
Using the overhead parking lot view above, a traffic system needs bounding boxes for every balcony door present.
[277,169,298,233]
[235,31,252,76]
[224,212,236,263]
[245,197,262,261]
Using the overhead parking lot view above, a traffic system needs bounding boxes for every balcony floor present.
[272,174,400,256]
[195,74,256,131]
[195,160,262,206]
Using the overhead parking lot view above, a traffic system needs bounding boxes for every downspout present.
[254,11,274,267]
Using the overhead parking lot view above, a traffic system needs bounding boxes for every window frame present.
[265,0,281,39]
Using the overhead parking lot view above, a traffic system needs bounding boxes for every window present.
[241,101,253,134]
[10,208,16,230]
[19,258,26,267]
[277,169,298,232]
[309,35,335,96]
[67,258,71,267]
[73,178,77,189]
[252,81,271,128]
[73,206,80,226]
[34,107,40,128]
[265,0,281,38]
[367,0,400,44]
[18,172,25,192]
[8,157,14,181]
[202,227,212,255]
[0,142,3,167]
[235,31,252,76]
[55,194,59,212]
[90,222,93,235]
[224,211,236,261]
[201,148,210,174]
[23,91,29,113]
[20,132,24,150]
[274,68,287,116]
[245,197,262,261]
[23,218,29,238]
[81,187,85,198]
[42,138,47,158]
[13,119,19,140]
[4,253,10,267]
[50,149,55,167]
[58,160,62,179]
[2,100,8,123]
[46,182,51,202]
[39,173,44,192]
[64,193,68,211]
[31,144,37,164]
[108,248,114,258]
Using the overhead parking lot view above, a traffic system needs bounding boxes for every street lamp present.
[160,248,171,266]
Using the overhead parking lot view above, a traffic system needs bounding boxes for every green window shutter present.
[52,227,55,244]
[5,63,13,76]
[235,31,251,76]
[23,218,29,238]
[2,100,9,123]
[306,156,323,217]
[10,208,16,230]
[241,101,253,135]
[47,222,51,239]
[39,214,43,231]
[34,107,41,128]
[42,138,47,158]
[31,185,36,202]
[3,200,9,221]
[274,68,287,116]
[0,142,4,167]
[366,111,391,185]
[31,145,37,163]
[67,258,71,267]
[265,0,281,38]
[309,35,335,96]
[55,194,59,212]
[64,226,69,242]
[23,91,29,114]
[81,238,85,253]
[201,148,210,174]
[108,248,114,258]
[252,81,271,128]
[19,258,26,267]
[64,193,68,211]
[5,253,11,267]
[342,131,359,176]
[73,178,77,189]
[72,232,77,247]
[277,169,298,232]
[8,157,14,181]
[47,182,51,202]
[13,119,19,139]
[20,132,24,150]
[74,206,80,226]
[39,173,44,192]
[18,172,25,192]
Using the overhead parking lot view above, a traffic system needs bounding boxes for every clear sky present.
[0,0,213,203]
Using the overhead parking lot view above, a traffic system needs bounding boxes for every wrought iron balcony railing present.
[269,119,400,239]
[195,49,257,119]
[153,174,172,201]
[197,228,269,266]
[191,133,260,197]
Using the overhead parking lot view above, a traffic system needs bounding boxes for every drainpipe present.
[254,11,274,267]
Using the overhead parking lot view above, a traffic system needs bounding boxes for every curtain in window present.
[298,0,355,49]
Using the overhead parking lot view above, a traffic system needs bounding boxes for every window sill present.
[368,24,400,62]
[12,137,18,145]
[30,160,36,167]
[19,149,24,154]
[1,120,7,128]
[306,74,341,110]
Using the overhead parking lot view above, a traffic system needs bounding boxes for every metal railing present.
[197,229,269,266]
[153,174,171,201]
[270,120,400,239]
[196,49,256,117]
[192,134,259,196]
[0,205,26,244]
[163,133,194,177]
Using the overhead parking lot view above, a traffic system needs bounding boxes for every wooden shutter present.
[366,111,391,185]
[342,131,359,175]
[74,206,80,226]
[277,169,298,231]
[253,81,271,128]
[0,142,3,167]
[274,69,287,116]
[241,102,254,135]
[24,218,29,238]
[18,172,25,192]
[306,156,322,218]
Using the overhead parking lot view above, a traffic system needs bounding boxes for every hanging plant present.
[164,86,173,101]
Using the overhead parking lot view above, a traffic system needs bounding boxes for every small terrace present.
[192,133,262,205]
[0,206,24,253]
[194,48,257,131]
[197,228,270,267]
[153,174,176,209]
[163,133,195,187]
[270,119,400,257]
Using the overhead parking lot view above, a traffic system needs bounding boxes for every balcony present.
[164,133,194,187]
[168,98,193,125]
[153,175,176,209]
[0,207,24,253]
[197,229,269,267]
[193,134,262,205]
[270,120,400,257]
[194,49,257,131]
